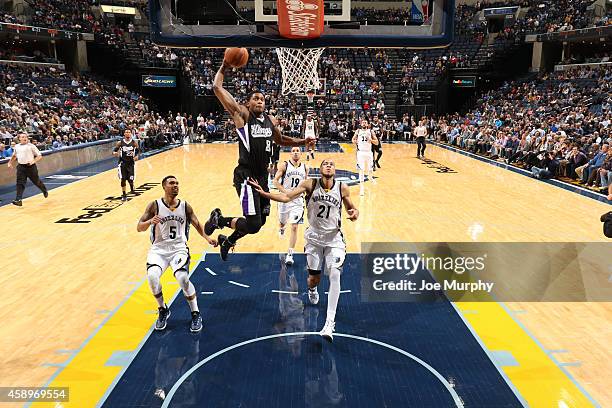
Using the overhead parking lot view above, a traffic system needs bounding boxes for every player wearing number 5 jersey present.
[273,146,309,266]
[249,159,359,343]
[206,61,316,261]
[137,176,218,333]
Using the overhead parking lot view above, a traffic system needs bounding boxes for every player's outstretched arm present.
[137,201,161,232]
[186,203,218,246]
[271,116,315,149]
[249,177,312,203]
[341,183,359,221]
[213,63,248,126]
[273,161,289,193]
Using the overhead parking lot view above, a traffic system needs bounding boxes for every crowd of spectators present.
[0,63,186,153]
[427,65,612,194]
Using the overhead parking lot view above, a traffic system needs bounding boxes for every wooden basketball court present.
[1,143,610,407]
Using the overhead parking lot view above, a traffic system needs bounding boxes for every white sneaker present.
[308,287,319,305]
[285,252,294,265]
[320,319,335,342]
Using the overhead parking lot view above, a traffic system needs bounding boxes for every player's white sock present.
[326,268,341,322]
[176,271,199,312]
[184,284,199,312]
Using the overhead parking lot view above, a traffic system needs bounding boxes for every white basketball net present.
[276,47,325,95]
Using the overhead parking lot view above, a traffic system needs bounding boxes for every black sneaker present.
[205,208,222,236]
[43,191,48,198]
[121,193,127,202]
[155,305,171,331]
[218,234,235,261]
[12,200,22,207]
[190,311,203,333]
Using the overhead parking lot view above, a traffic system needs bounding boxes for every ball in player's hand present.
[224,48,249,68]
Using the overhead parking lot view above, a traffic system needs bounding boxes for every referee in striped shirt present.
[7,133,48,206]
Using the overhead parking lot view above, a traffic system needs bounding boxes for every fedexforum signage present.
[56,183,159,224]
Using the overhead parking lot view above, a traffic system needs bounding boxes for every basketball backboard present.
[150,0,454,48]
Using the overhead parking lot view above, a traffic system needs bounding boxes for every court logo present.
[56,182,160,224]
[419,157,457,173]
[308,168,373,187]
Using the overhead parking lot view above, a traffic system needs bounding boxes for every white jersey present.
[356,129,373,152]
[415,125,428,137]
[304,119,316,138]
[150,198,189,249]
[305,179,345,248]
[281,160,307,208]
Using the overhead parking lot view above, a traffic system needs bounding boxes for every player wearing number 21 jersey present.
[249,159,359,343]
[137,176,218,333]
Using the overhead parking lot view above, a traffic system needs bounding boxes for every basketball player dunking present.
[113,129,139,201]
[249,159,359,342]
[303,114,318,161]
[206,60,315,261]
[273,146,309,265]
[137,176,218,332]
[352,120,379,196]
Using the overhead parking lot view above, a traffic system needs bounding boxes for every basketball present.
[224,48,249,68]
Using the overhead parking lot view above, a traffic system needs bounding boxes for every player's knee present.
[174,270,190,290]
[328,267,341,283]
[245,216,263,234]
[290,223,298,232]
[146,265,162,288]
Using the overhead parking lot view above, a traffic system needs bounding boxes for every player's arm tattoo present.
[137,201,157,232]
[341,183,359,221]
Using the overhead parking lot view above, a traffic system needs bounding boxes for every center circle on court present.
[162,332,462,407]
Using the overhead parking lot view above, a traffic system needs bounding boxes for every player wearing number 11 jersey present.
[249,159,359,343]
[206,61,315,261]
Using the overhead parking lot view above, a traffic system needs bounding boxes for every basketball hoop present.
[276,47,325,96]
[306,90,315,104]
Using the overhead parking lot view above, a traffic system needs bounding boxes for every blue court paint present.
[103,254,523,408]
[105,351,135,367]
[490,351,520,367]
